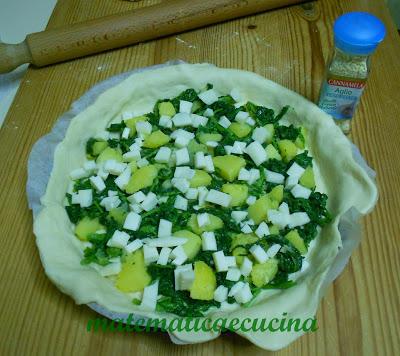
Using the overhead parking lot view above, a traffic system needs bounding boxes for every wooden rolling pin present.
[0,0,310,73]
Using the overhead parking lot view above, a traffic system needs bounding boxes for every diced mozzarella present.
[255,222,270,238]
[204,155,215,173]
[197,186,209,206]
[141,192,158,211]
[279,202,290,214]
[225,256,237,267]
[231,141,247,155]
[194,151,206,169]
[143,245,159,265]
[230,88,242,102]
[171,178,190,193]
[104,160,127,175]
[129,203,143,214]
[267,210,290,228]
[246,195,257,205]
[205,189,231,207]
[154,147,171,163]
[108,190,118,197]
[140,281,159,311]
[121,127,131,139]
[241,224,252,233]
[123,150,141,162]
[265,169,285,184]
[99,261,122,277]
[83,160,97,172]
[288,212,310,228]
[185,188,198,200]
[157,247,172,265]
[173,112,192,127]
[174,166,195,179]
[252,127,269,144]
[179,100,193,113]
[240,257,253,277]
[228,281,245,297]
[206,141,219,148]
[218,116,231,129]
[145,236,187,247]
[171,246,188,265]
[231,210,248,223]
[174,195,188,211]
[136,121,152,135]
[246,141,267,166]
[125,239,143,254]
[226,267,241,281]
[287,162,306,178]
[100,196,121,211]
[198,89,219,105]
[78,189,93,208]
[247,168,260,185]
[246,117,256,126]
[214,285,228,302]
[160,116,173,130]
[213,251,228,272]
[286,175,299,189]
[201,232,217,251]
[234,282,253,304]
[266,244,281,258]
[291,184,312,199]
[235,111,249,123]
[107,230,130,248]
[249,245,268,263]
[197,213,210,227]
[158,219,172,238]
[115,166,131,190]
[179,269,195,290]
[175,147,190,165]
[70,168,87,180]
[174,264,192,290]
[191,114,208,128]
[136,158,149,168]
[90,175,106,192]
[97,165,109,180]
[128,191,146,204]
[224,145,233,155]
[238,168,250,181]
[123,212,142,231]
[203,108,214,117]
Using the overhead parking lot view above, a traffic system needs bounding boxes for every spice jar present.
[318,12,386,134]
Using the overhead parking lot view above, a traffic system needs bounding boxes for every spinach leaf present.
[275,124,300,141]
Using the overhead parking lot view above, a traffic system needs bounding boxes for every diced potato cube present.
[190,261,216,300]
[92,141,108,156]
[143,130,170,148]
[232,246,248,266]
[228,122,252,138]
[264,124,275,143]
[190,170,212,188]
[285,230,307,255]
[250,259,279,287]
[96,147,123,163]
[248,195,279,224]
[299,166,315,189]
[277,140,298,162]
[222,183,248,207]
[266,144,282,161]
[173,230,202,260]
[267,185,284,203]
[125,165,158,194]
[75,217,104,241]
[198,133,222,144]
[108,207,127,226]
[188,214,223,235]
[158,102,176,117]
[124,116,148,136]
[213,155,246,182]
[230,233,259,250]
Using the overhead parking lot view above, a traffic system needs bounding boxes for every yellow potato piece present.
[187,214,223,235]
[125,165,158,194]
[75,217,104,241]
[173,230,202,260]
[190,261,216,300]
[248,195,279,224]
[213,155,246,182]
[222,183,248,207]
[190,170,212,188]
[143,130,170,148]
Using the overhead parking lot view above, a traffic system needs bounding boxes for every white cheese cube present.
[246,141,267,166]
[171,178,190,193]
[247,168,260,185]
[97,165,109,180]
[78,189,93,208]
[155,147,172,163]
[226,267,241,281]
[241,224,252,233]
[144,236,187,248]
[136,121,152,135]
[230,88,242,102]
[108,190,118,197]
[136,158,149,168]
[201,232,217,251]
[198,89,219,105]
[125,239,143,254]
[157,247,172,265]
[213,285,228,302]
[218,116,231,128]
[175,147,190,165]
[213,251,228,272]
[90,175,106,192]
[173,112,192,127]
[197,213,210,227]
[231,210,248,223]
[235,111,249,123]
[100,196,121,211]
[246,195,257,205]
[206,189,231,207]
[123,150,141,162]
[267,210,290,228]
[234,282,252,304]
[194,151,206,169]
[159,115,173,128]
[143,245,159,265]
[83,160,97,172]
[286,175,300,189]
[240,256,253,277]
[252,127,270,144]
[99,261,122,277]
[179,100,193,113]
[107,230,130,248]
[288,212,310,228]
[158,219,172,238]
[179,269,195,290]
[130,203,143,214]
[279,202,290,214]
[140,281,159,311]
[203,108,214,117]
[174,166,195,179]
[246,117,256,126]
[238,168,250,181]
[204,155,215,173]
[114,166,131,190]
[197,186,209,206]
[287,162,306,178]
[70,168,88,180]
[224,145,233,155]
[228,281,245,297]
[249,245,268,263]
[266,244,281,258]
[174,195,188,211]
[191,114,208,128]
[174,264,192,290]
[158,196,168,204]
[123,212,142,231]
[128,191,146,204]
[171,246,188,266]
[141,192,158,211]
[225,256,237,267]
[104,160,127,175]
[206,141,219,148]
[291,184,312,199]
[185,188,199,200]
[121,127,131,139]
[255,222,270,238]
[265,169,285,184]
[232,141,247,154]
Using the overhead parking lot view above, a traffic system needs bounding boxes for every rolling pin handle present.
[0,40,32,74]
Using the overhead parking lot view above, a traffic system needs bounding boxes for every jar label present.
[318,76,366,119]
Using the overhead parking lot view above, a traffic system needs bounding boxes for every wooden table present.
[1,0,399,354]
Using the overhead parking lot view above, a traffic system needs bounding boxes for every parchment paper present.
[26,61,376,345]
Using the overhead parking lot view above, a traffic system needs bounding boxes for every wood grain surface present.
[1,0,399,355]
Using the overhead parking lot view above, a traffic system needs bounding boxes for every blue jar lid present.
[334,12,386,55]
